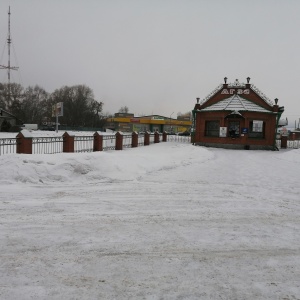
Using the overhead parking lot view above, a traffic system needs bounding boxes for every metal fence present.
[74,135,94,153]
[122,134,132,149]
[32,137,63,154]
[276,139,300,149]
[138,134,144,146]
[103,135,116,151]
[149,133,155,144]
[0,138,17,155]
[288,140,300,148]
[167,135,191,143]
[2,134,299,156]
[0,132,194,156]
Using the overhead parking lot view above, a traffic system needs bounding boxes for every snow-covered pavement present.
[0,143,299,299]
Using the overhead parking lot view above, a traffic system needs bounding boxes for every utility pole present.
[0,6,19,102]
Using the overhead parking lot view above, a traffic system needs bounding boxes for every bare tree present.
[51,85,104,127]
[0,83,23,113]
[119,106,129,113]
[20,85,49,124]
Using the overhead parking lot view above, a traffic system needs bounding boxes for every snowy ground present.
[0,140,299,299]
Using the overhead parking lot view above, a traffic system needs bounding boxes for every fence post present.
[154,131,159,143]
[93,132,103,151]
[281,135,287,149]
[63,132,75,153]
[132,131,138,148]
[115,131,123,150]
[144,131,150,146]
[163,131,167,142]
[16,130,32,154]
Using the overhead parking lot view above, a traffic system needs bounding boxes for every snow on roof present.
[248,84,274,106]
[200,80,274,107]
[200,84,223,105]
[278,118,288,126]
[199,94,272,113]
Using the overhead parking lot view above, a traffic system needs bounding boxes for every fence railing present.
[74,135,94,153]
[276,139,300,149]
[150,133,155,144]
[0,131,170,156]
[32,136,63,154]
[0,138,17,155]
[288,140,300,148]
[122,134,133,149]
[138,134,144,147]
[167,135,191,143]
[1,132,298,156]
[103,135,116,151]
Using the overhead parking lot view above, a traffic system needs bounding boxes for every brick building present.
[192,78,284,150]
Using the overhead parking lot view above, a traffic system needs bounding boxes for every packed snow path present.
[1,143,299,299]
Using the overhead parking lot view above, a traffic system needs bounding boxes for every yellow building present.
[105,113,191,133]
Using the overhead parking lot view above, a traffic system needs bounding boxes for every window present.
[249,120,265,138]
[228,121,240,138]
[205,121,220,137]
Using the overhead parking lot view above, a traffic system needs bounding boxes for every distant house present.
[290,129,300,140]
[0,108,19,132]
[192,78,284,150]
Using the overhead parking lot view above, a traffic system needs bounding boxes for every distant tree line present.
[118,106,129,113]
[0,83,106,128]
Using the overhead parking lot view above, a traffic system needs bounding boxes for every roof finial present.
[247,77,250,84]
[224,77,227,84]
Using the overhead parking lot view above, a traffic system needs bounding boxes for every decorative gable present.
[199,78,274,111]
[200,94,272,113]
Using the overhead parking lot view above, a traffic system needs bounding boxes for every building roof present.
[199,94,272,113]
[0,108,18,119]
[200,79,274,107]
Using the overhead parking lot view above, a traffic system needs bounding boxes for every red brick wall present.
[194,110,278,148]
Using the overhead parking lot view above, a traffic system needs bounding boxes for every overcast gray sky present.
[1,0,300,126]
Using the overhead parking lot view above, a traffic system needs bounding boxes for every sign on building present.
[219,127,227,137]
[241,128,248,134]
[221,89,250,95]
[252,120,263,132]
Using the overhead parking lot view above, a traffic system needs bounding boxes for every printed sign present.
[152,116,164,120]
[253,120,263,132]
[219,127,227,137]
[241,128,248,134]
[130,118,140,123]
[52,102,64,117]
[56,102,63,117]
[221,89,250,95]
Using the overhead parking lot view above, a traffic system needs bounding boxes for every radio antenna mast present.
[0,6,19,101]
